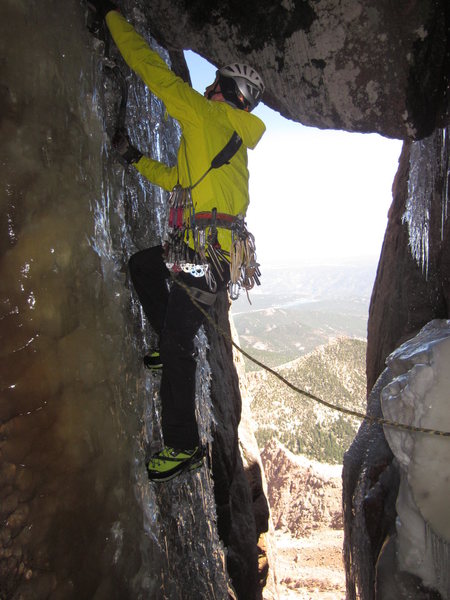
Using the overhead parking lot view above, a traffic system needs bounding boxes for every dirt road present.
[271,528,345,600]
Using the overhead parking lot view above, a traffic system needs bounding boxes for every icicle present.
[404,126,450,277]
[195,326,217,447]
[403,133,435,277]
[440,127,450,241]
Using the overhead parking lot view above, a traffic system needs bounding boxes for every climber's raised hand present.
[112,130,143,166]
[87,0,118,22]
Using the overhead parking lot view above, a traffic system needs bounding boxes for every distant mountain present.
[231,260,375,371]
[232,259,377,312]
[243,337,367,464]
[232,298,368,370]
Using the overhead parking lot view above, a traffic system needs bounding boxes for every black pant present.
[129,245,227,449]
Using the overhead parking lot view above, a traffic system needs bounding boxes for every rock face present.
[261,441,345,599]
[366,135,450,393]
[345,128,450,598]
[147,0,449,139]
[261,440,342,537]
[233,316,277,600]
[206,293,271,600]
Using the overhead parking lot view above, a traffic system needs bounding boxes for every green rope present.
[171,273,450,438]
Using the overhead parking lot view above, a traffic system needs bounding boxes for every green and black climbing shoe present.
[147,446,204,482]
[143,350,162,371]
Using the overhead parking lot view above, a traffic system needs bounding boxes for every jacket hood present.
[224,104,266,149]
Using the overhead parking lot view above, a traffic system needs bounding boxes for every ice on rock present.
[404,126,450,276]
[381,319,450,598]
[0,2,232,596]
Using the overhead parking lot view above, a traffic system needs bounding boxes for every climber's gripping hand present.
[112,130,143,167]
[87,0,118,21]
[86,0,117,34]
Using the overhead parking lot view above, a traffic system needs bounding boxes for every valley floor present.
[272,528,345,600]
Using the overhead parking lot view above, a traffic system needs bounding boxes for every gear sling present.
[164,132,261,301]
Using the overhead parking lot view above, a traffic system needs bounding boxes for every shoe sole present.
[148,456,204,483]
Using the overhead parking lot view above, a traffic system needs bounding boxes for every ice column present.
[403,126,450,276]
[381,319,450,598]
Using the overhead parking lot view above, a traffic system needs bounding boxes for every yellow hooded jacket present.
[106,11,266,252]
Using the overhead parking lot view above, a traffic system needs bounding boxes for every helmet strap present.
[238,93,251,112]
[217,74,248,110]
[206,79,221,101]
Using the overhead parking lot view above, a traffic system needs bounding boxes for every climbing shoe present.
[146,446,204,482]
[143,350,162,371]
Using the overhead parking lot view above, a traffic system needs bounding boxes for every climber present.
[88,0,265,482]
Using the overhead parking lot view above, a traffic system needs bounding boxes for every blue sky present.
[185,50,403,266]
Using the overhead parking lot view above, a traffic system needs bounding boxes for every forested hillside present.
[245,337,367,463]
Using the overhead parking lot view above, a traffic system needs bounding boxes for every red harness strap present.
[194,211,236,229]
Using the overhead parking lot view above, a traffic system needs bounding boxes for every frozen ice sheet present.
[381,319,450,598]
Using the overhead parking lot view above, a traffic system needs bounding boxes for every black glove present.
[112,130,143,165]
[87,0,117,21]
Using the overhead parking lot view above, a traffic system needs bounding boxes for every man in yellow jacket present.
[90,1,265,481]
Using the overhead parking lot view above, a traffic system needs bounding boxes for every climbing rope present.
[171,273,450,438]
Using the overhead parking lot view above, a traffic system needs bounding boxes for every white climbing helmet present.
[218,63,265,110]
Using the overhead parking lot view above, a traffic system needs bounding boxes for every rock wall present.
[345,126,450,599]
[367,131,450,393]
[146,0,449,139]
[261,440,342,537]
[0,2,267,599]
[206,292,270,599]
[261,440,345,599]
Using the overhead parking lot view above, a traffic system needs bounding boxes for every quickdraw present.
[164,184,197,267]
[164,194,261,301]
[228,215,261,301]
[163,186,216,289]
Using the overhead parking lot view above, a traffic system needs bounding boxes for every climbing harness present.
[171,273,450,439]
[164,132,261,300]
